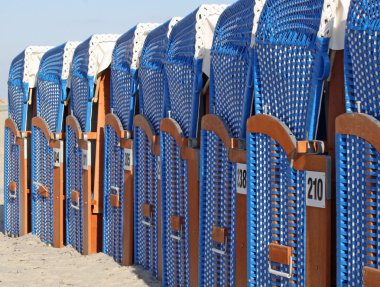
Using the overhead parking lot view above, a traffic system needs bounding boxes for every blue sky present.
[0,0,235,99]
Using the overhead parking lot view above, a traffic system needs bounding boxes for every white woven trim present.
[62,41,80,80]
[167,17,182,38]
[194,4,228,59]
[23,46,53,88]
[251,0,266,47]
[131,23,160,70]
[88,34,120,77]
[318,0,338,38]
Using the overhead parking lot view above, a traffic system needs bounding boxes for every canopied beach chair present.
[161,5,226,287]
[134,18,180,280]
[103,23,158,266]
[66,34,119,255]
[336,1,380,285]
[246,0,335,286]
[31,42,79,247]
[5,46,51,237]
[198,1,253,286]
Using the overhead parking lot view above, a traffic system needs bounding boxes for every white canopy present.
[23,46,53,88]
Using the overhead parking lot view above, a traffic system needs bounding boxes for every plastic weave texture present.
[110,27,138,131]
[70,38,94,133]
[165,10,201,139]
[161,11,203,287]
[32,44,66,245]
[134,22,171,278]
[103,27,138,263]
[8,51,26,131]
[65,125,84,253]
[337,1,380,286]
[134,127,160,277]
[31,126,54,244]
[198,1,254,286]
[65,39,92,254]
[103,125,124,262]
[4,51,26,236]
[4,127,20,236]
[247,0,328,286]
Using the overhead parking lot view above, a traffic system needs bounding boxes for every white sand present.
[0,110,160,287]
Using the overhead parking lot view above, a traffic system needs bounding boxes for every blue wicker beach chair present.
[336,1,380,285]
[246,0,335,286]
[66,34,119,255]
[133,19,180,280]
[103,23,158,266]
[31,42,79,247]
[4,46,51,237]
[161,5,226,287]
[198,1,253,286]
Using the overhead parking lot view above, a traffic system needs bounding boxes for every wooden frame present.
[5,118,31,236]
[160,118,200,287]
[31,116,65,248]
[201,114,247,287]
[246,113,331,287]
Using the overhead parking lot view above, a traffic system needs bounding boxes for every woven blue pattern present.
[161,132,190,286]
[31,126,54,244]
[344,1,380,117]
[36,44,65,133]
[210,0,254,138]
[199,130,237,286]
[247,132,306,287]
[134,127,159,278]
[198,1,253,285]
[65,126,84,253]
[8,52,26,131]
[111,27,138,131]
[254,0,327,140]
[337,134,380,286]
[250,135,306,286]
[336,2,380,286]
[70,38,93,132]
[4,127,20,236]
[165,11,200,138]
[103,125,124,263]
[139,22,171,134]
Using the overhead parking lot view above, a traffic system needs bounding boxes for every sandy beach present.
[0,109,159,287]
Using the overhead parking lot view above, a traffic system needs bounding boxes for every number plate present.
[306,171,326,208]
[236,163,247,195]
[53,145,63,167]
[82,150,89,170]
[124,148,133,171]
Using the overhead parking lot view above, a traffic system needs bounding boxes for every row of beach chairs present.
[4,0,380,286]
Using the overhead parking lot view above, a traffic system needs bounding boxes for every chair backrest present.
[36,42,79,133]
[138,18,181,134]
[8,46,52,132]
[70,34,119,132]
[111,23,158,132]
[209,0,254,139]
[165,4,227,139]
[253,0,335,140]
[344,0,380,118]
